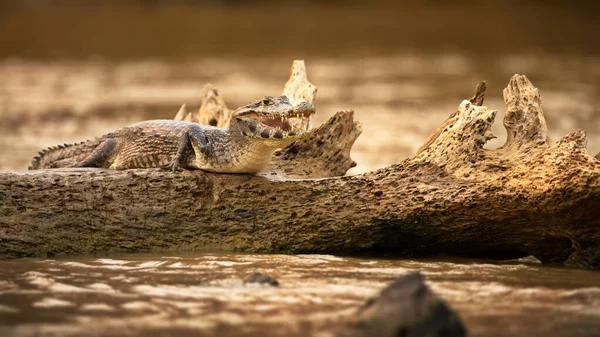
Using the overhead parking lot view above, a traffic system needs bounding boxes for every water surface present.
[0,254,599,337]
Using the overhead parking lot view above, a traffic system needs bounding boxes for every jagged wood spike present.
[180,84,231,128]
[501,74,552,153]
[416,81,488,156]
[173,104,187,121]
[469,81,486,106]
[282,60,317,131]
[282,60,318,106]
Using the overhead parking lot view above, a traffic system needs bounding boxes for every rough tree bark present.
[1,74,599,270]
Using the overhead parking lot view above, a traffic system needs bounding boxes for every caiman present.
[29,95,315,173]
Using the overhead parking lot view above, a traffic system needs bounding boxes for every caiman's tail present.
[28,140,97,170]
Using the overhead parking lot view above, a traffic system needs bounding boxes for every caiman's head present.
[230,95,315,143]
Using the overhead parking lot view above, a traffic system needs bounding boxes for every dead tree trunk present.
[1,75,599,270]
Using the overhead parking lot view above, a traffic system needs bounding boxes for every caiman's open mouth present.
[247,108,314,133]
[258,115,299,132]
[234,97,315,139]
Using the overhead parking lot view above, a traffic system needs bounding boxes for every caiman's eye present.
[262,96,275,105]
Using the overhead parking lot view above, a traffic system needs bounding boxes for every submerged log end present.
[502,74,551,151]
[267,110,362,178]
[565,248,600,271]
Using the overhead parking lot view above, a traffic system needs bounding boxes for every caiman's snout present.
[250,115,313,140]
[257,101,315,132]
[293,101,315,116]
[235,96,315,140]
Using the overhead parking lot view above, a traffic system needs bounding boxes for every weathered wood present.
[416,81,487,155]
[174,84,232,128]
[1,74,599,270]
[266,110,360,178]
[281,60,318,131]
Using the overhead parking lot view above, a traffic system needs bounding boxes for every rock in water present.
[243,273,280,286]
[339,272,467,337]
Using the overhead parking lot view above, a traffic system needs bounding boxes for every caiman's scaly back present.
[29,95,315,174]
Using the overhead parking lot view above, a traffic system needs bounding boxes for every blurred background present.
[0,0,599,173]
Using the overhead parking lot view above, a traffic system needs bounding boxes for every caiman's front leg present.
[164,124,211,171]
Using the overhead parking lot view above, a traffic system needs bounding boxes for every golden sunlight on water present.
[0,254,599,337]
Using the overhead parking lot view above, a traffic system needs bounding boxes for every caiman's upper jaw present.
[257,102,315,132]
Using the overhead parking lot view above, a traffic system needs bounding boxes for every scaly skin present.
[29,95,315,173]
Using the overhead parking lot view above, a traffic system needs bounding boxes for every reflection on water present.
[0,254,599,337]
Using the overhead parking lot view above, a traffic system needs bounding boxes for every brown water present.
[1,2,600,337]
[0,254,599,337]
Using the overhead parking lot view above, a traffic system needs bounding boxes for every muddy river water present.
[0,254,599,337]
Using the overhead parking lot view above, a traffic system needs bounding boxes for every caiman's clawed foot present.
[161,161,185,172]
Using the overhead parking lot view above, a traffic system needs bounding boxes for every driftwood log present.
[1,72,599,270]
